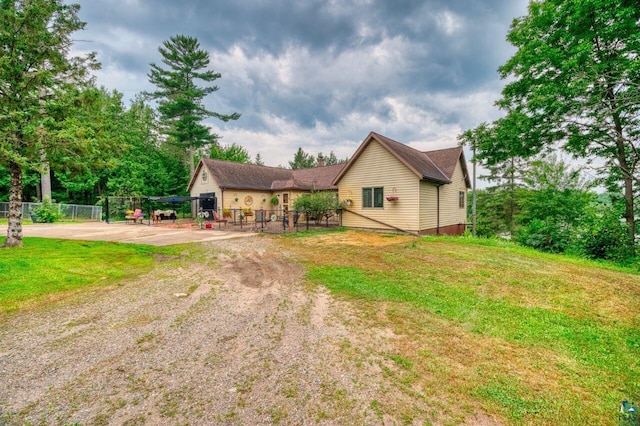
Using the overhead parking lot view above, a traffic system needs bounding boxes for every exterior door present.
[199,192,217,220]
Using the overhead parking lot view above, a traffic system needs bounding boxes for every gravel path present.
[0,236,413,425]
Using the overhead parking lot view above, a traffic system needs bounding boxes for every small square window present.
[363,187,384,208]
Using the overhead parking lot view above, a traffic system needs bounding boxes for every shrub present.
[31,198,61,223]
[293,191,340,212]
[515,219,571,253]
[574,210,634,263]
[293,191,341,224]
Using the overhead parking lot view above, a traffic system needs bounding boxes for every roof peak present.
[333,132,462,185]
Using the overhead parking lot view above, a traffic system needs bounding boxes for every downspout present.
[472,140,477,237]
[436,185,441,236]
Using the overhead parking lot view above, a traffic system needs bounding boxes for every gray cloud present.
[74,0,529,167]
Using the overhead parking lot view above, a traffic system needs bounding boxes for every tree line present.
[469,156,632,263]
[460,0,640,262]
[0,1,345,246]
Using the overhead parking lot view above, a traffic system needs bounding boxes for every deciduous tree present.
[210,142,251,163]
[466,0,640,250]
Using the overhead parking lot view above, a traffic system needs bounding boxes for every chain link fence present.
[0,202,102,221]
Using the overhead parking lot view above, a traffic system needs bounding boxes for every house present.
[187,131,470,234]
[333,132,470,235]
[187,158,345,217]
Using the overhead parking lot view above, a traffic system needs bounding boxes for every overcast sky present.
[72,0,530,170]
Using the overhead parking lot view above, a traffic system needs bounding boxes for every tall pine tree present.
[147,35,240,179]
[288,147,316,169]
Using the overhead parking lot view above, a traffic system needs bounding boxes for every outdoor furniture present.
[153,209,177,222]
[213,211,228,229]
[125,209,145,224]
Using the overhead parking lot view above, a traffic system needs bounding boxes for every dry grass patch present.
[278,231,640,425]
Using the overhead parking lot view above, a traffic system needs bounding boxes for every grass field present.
[280,230,640,425]
[0,237,182,314]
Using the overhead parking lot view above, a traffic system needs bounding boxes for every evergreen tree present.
[289,147,316,169]
[0,0,99,247]
[51,87,126,204]
[322,151,348,165]
[254,153,264,166]
[147,35,240,179]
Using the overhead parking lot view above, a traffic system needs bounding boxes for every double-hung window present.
[362,187,384,208]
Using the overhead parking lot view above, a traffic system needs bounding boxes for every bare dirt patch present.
[305,230,417,248]
[0,236,440,425]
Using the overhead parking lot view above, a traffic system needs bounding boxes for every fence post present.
[288,211,294,232]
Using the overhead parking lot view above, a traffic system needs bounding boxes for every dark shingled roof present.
[290,163,346,190]
[188,133,469,192]
[333,132,469,186]
[200,159,292,191]
[372,132,450,183]
[188,159,346,192]
[424,146,464,180]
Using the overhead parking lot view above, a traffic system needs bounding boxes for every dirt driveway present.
[0,235,427,425]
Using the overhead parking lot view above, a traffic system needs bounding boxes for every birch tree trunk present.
[4,161,24,247]
[40,151,52,201]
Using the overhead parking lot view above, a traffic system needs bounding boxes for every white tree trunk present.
[4,161,24,247]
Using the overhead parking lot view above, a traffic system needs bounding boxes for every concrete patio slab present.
[0,222,256,246]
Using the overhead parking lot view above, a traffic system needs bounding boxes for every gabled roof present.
[424,146,471,188]
[187,158,346,192]
[196,159,292,191]
[333,132,469,187]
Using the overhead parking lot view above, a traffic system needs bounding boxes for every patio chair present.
[213,211,228,229]
[126,209,145,224]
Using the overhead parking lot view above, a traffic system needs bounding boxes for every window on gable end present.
[363,187,384,208]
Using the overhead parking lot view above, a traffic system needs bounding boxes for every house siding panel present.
[189,165,223,214]
[338,141,420,232]
[438,159,468,232]
[224,190,274,211]
[419,182,438,231]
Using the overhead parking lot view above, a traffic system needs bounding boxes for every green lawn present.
[280,231,640,425]
[0,237,182,313]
